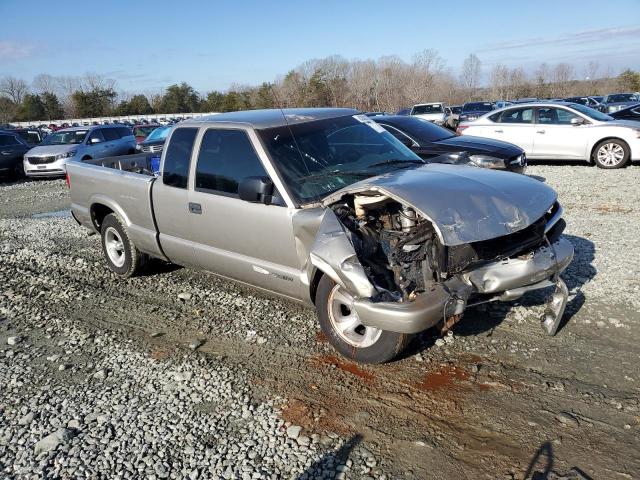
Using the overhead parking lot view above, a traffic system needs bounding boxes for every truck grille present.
[141,144,163,153]
[27,156,56,164]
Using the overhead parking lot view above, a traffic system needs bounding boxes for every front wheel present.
[593,139,629,169]
[100,213,146,277]
[316,276,411,364]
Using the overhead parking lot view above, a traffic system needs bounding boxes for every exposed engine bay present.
[329,193,563,304]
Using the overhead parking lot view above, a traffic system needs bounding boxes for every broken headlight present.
[469,154,506,169]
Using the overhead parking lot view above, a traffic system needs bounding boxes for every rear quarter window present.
[162,128,198,189]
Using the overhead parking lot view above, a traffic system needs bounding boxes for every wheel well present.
[81,155,92,161]
[309,268,324,305]
[91,203,114,231]
[590,137,630,163]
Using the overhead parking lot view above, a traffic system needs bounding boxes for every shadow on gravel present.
[524,441,593,479]
[298,434,362,479]
[401,233,596,358]
[140,260,183,276]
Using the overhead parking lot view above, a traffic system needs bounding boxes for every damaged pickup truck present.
[67,108,574,364]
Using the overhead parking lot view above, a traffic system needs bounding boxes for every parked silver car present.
[67,108,573,364]
[24,125,135,177]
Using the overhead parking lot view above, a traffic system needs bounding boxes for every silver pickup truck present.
[67,108,574,364]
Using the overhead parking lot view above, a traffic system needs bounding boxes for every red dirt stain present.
[315,330,328,344]
[280,398,352,435]
[312,354,375,383]
[413,364,470,392]
[150,348,170,360]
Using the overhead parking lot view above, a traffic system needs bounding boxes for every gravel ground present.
[0,164,639,479]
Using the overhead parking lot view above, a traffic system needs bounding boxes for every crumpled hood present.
[26,144,78,157]
[322,163,557,246]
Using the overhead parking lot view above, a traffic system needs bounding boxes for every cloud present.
[478,26,640,53]
[0,40,36,60]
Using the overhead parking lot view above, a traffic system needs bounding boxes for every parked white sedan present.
[457,102,640,168]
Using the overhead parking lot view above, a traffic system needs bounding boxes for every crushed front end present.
[315,192,573,337]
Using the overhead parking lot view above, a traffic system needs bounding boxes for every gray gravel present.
[1,164,639,479]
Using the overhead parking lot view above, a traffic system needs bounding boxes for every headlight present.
[135,144,142,151]
[469,154,506,169]
[56,150,77,160]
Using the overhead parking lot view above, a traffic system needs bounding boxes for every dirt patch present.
[412,364,470,392]
[594,204,632,214]
[312,354,375,383]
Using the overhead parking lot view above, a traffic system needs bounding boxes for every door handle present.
[1,151,11,155]
[188,202,202,214]
[536,130,546,134]
[494,129,503,133]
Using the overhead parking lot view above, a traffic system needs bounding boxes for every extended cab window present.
[163,128,198,188]
[195,129,267,195]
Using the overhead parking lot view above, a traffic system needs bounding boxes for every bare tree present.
[32,74,57,94]
[583,61,600,94]
[460,54,481,100]
[0,76,28,103]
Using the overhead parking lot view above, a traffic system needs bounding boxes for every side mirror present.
[570,117,586,126]
[89,136,101,144]
[238,176,274,204]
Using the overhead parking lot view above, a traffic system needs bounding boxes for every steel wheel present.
[104,226,126,268]
[327,285,382,348]
[597,142,625,167]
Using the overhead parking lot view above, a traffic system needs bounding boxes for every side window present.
[195,129,267,195]
[497,108,533,124]
[87,129,105,144]
[537,107,578,125]
[102,128,120,141]
[163,128,198,189]
[118,127,132,137]
[0,134,17,146]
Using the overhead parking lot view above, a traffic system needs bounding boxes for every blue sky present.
[1,0,639,94]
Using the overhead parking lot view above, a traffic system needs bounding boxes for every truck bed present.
[66,154,165,259]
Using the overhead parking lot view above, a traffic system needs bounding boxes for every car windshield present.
[606,94,638,103]
[146,126,172,141]
[463,102,494,112]
[17,131,41,144]
[133,126,158,137]
[384,117,454,142]
[258,114,424,204]
[412,104,444,114]
[568,103,614,121]
[41,130,88,145]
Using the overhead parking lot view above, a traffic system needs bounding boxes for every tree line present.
[2,51,640,124]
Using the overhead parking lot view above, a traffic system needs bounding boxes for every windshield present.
[145,126,172,141]
[605,94,638,103]
[384,117,454,142]
[258,115,423,204]
[133,126,158,137]
[412,104,444,114]
[463,102,495,112]
[17,131,41,144]
[41,130,88,145]
[568,103,614,121]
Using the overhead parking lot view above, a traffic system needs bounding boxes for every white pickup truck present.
[67,108,573,364]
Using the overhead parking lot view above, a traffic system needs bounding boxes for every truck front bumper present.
[355,237,574,334]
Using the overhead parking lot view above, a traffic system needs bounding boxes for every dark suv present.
[0,131,30,179]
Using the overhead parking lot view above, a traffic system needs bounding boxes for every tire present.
[592,139,630,169]
[100,213,146,277]
[315,275,411,364]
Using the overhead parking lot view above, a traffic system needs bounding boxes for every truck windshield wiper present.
[298,170,371,184]
[366,159,425,169]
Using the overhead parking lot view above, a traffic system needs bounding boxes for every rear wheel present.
[316,275,411,364]
[100,213,146,277]
[593,139,629,169]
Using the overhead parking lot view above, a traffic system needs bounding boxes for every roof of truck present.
[185,108,360,129]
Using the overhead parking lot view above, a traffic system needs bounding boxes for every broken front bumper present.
[355,237,574,334]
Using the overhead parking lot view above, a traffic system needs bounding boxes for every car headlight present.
[55,150,77,160]
[469,154,507,169]
[135,144,142,151]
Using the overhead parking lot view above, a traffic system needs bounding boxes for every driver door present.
[85,129,109,158]
[186,126,302,298]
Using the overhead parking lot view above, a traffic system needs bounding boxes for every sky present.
[1,0,639,94]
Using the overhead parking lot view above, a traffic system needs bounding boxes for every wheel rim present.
[597,142,625,166]
[327,285,382,348]
[104,227,126,268]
